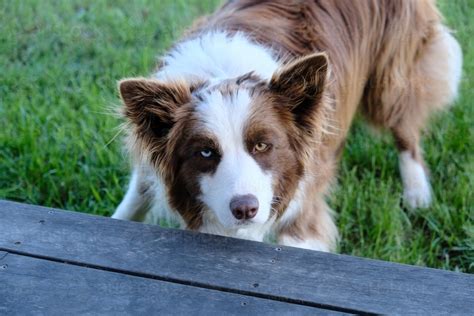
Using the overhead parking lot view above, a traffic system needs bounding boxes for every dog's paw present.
[403,182,432,209]
[399,151,432,209]
[279,235,330,252]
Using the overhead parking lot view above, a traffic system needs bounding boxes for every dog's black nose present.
[230,194,259,220]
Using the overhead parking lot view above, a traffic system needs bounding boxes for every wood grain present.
[1,200,473,314]
[0,251,340,315]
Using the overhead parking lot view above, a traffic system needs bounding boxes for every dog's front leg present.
[276,198,338,252]
[112,164,154,221]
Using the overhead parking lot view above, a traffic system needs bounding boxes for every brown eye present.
[254,142,269,153]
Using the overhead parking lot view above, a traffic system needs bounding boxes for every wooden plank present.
[0,251,341,315]
[1,200,473,314]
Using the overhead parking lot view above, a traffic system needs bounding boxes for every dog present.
[112,0,462,252]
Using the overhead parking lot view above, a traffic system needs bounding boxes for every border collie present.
[112,0,462,252]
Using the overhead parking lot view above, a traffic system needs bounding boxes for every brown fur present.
[191,0,450,249]
[120,79,206,228]
[120,0,458,250]
[248,53,331,218]
[120,53,330,229]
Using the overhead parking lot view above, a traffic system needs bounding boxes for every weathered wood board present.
[0,251,338,315]
[0,200,473,314]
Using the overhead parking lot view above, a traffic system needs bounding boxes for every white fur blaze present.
[196,90,274,228]
[399,151,432,208]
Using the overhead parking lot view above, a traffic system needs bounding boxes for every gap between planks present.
[0,247,369,315]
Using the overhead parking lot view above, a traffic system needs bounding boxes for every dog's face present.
[119,53,328,230]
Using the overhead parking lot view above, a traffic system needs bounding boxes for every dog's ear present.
[119,78,191,138]
[269,53,328,128]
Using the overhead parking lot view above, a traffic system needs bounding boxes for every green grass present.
[1,0,472,273]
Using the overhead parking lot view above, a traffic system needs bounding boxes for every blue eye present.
[200,149,213,158]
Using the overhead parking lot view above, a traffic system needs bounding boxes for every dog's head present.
[119,53,329,230]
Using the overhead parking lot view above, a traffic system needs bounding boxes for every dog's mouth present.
[218,215,261,230]
[234,219,255,227]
